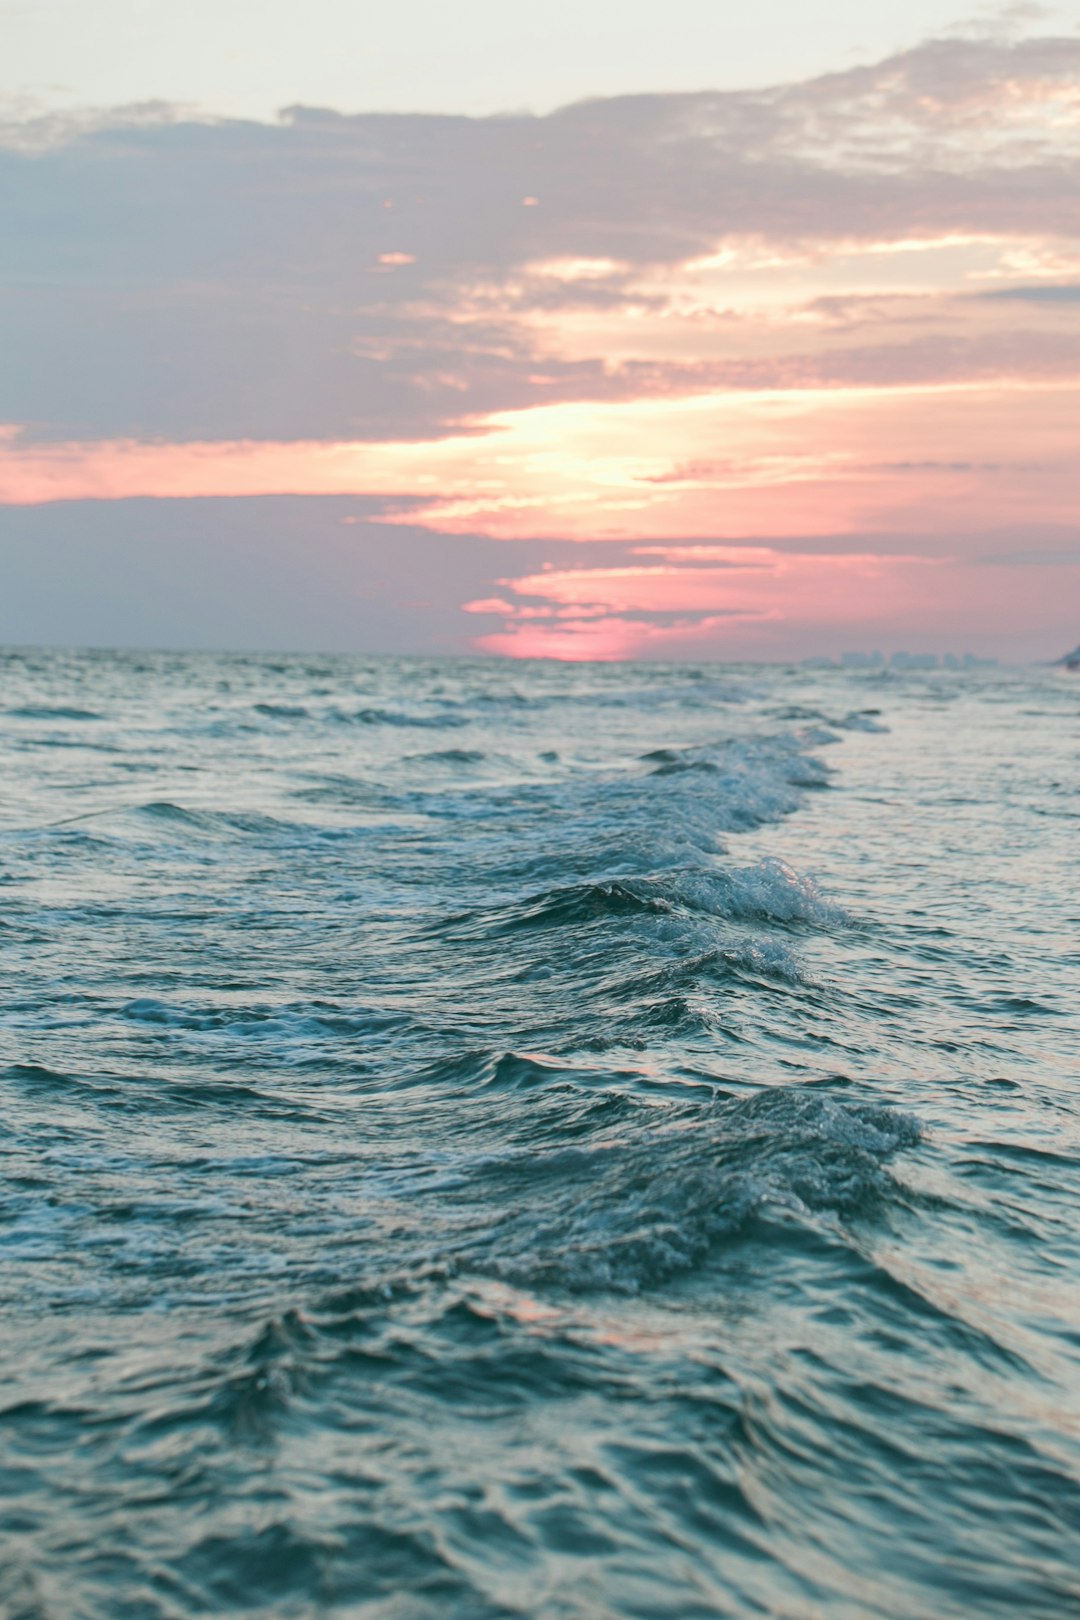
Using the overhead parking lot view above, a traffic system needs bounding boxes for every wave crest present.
[461,1088,921,1294]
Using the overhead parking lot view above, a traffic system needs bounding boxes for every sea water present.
[0,649,1077,1619]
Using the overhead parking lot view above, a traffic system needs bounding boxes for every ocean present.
[1,648,1078,1619]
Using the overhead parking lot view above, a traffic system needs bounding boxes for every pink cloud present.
[483,550,942,639]
[462,596,516,613]
[470,539,1080,659]
[473,613,747,662]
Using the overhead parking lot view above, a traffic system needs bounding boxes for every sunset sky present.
[2,2,1079,659]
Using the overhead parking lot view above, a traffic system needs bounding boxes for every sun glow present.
[3,376,1075,545]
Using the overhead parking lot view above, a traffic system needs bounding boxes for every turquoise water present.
[1,650,1078,1618]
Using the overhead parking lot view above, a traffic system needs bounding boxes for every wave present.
[336,707,470,729]
[695,858,851,926]
[474,880,678,935]
[642,736,833,831]
[411,1048,643,1098]
[458,1087,922,1294]
[253,701,310,718]
[120,997,408,1047]
[837,709,890,733]
[408,747,488,765]
[5,704,103,721]
[438,860,848,942]
[127,801,297,839]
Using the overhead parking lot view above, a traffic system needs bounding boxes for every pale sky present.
[3,0,1072,121]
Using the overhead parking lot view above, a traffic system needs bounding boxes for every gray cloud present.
[0,496,526,652]
[1,35,1078,444]
[982,282,1080,301]
[973,544,1080,564]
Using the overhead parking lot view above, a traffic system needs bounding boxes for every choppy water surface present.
[1,649,1078,1619]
